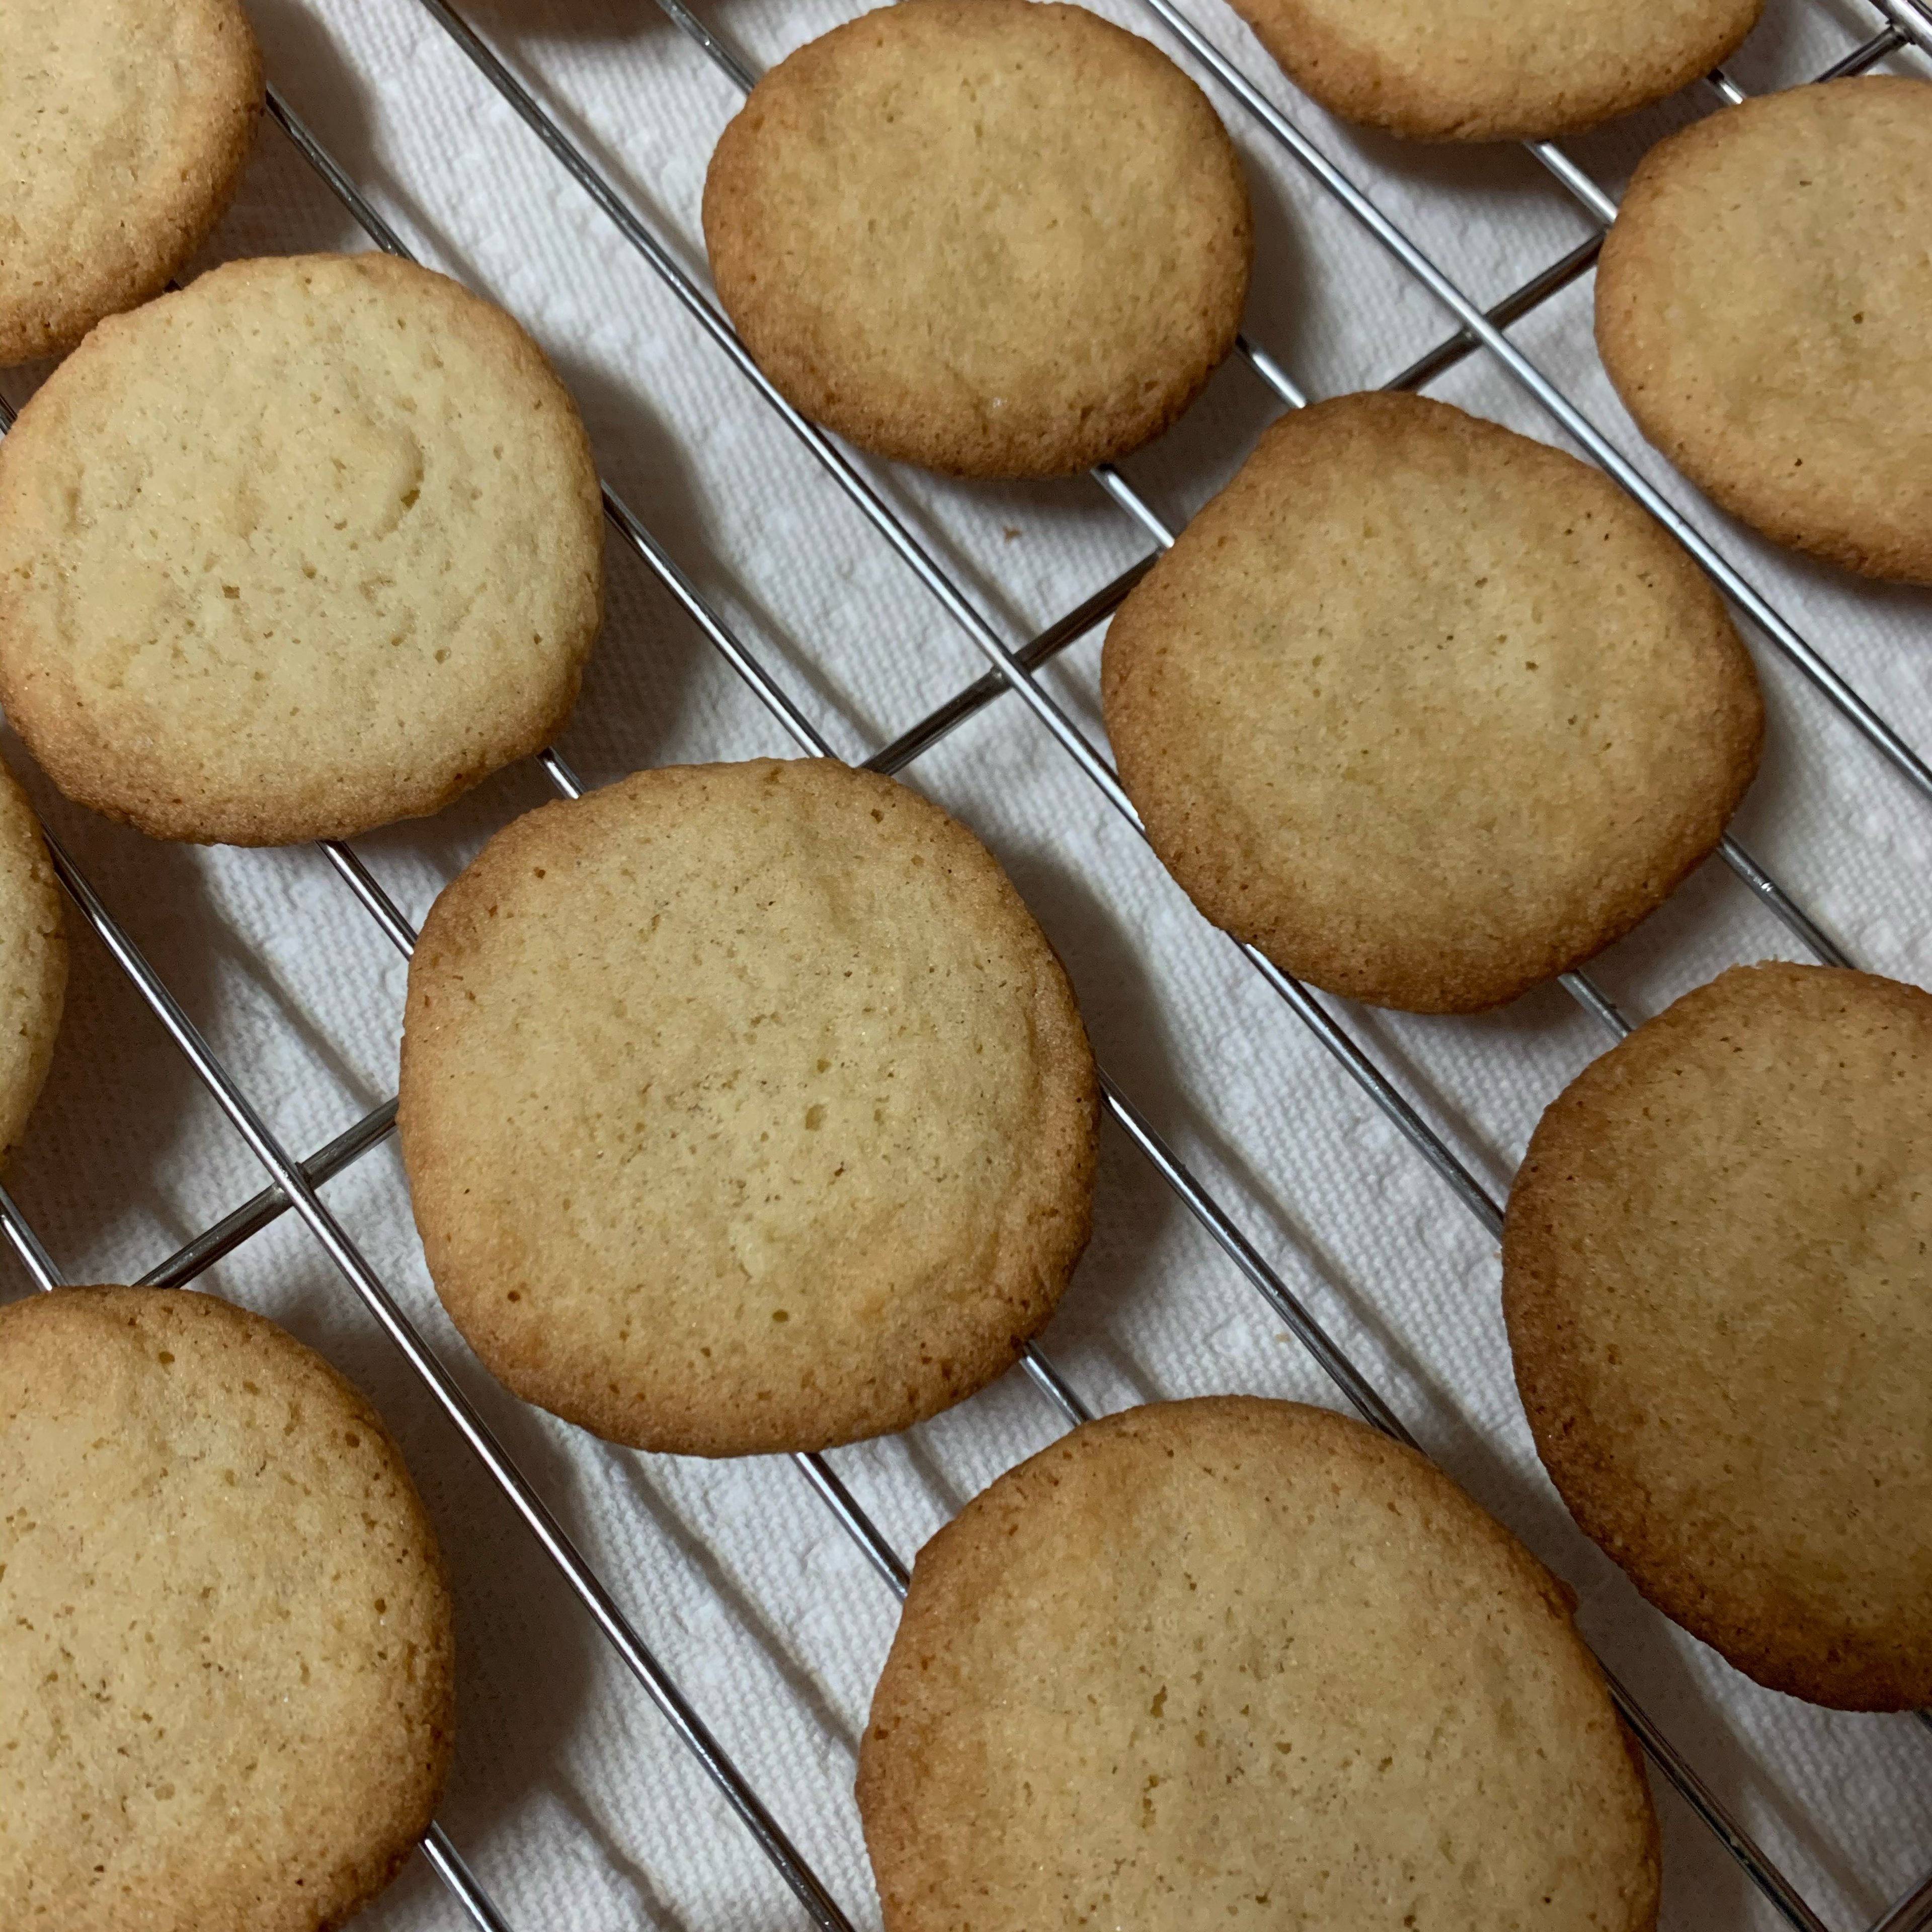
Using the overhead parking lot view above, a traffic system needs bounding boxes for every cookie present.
[0,759,63,1160]
[1596,76,1932,583]
[398,758,1099,1458]
[701,0,1253,477]
[0,252,604,845]
[0,0,261,364]
[1227,0,1760,141]
[0,1285,456,1930]
[1101,392,1763,1013]
[858,1396,1660,1932]
[1504,963,1932,1711]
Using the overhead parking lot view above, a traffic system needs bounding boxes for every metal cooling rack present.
[2,0,1930,1925]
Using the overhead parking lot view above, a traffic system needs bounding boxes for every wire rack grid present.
[2,0,1930,1927]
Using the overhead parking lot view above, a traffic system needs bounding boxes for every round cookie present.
[1504,962,1932,1711]
[0,1285,456,1930]
[0,252,604,845]
[1226,0,1759,141]
[1101,392,1763,1013]
[858,1396,1660,1932]
[397,758,1099,1459]
[1596,76,1932,583]
[0,759,63,1161]
[701,0,1253,477]
[0,0,261,364]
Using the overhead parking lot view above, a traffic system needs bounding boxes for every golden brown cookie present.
[858,1396,1660,1932]
[1228,0,1760,141]
[1505,963,1932,1711]
[1596,76,1932,583]
[0,252,604,845]
[1102,393,1762,1013]
[0,1285,456,1930]
[0,0,261,364]
[701,0,1253,477]
[398,758,1099,1458]
[0,758,63,1160]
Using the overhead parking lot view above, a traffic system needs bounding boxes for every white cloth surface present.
[3,0,1930,1925]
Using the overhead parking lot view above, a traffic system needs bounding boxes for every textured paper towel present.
[1,0,1929,1927]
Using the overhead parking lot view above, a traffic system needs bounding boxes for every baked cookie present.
[0,0,261,364]
[1596,76,1932,583]
[398,758,1099,1458]
[0,253,604,845]
[702,0,1252,477]
[859,1396,1660,1932]
[1101,392,1762,1013]
[0,759,63,1160]
[0,1285,455,1930]
[1228,0,1759,141]
[1505,963,1932,1711]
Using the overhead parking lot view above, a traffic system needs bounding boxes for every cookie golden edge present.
[1595,77,1932,585]
[1226,0,1762,141]
[857,1395,1660,1932]
[0,0,264,366]
[0,1284,457,1931]
[701,0,1253,478]
[396,758,1101,1458]
[0,252,605,846]
[0,758,64,1161]
[1502,962,1932,1710]
[1101,392,1764,1013]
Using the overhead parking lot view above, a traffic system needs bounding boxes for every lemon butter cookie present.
[0,1285,455,1931]
[0,253,604,844]
[1505,963,1932,1711]
[1101,392,1763,1013]
[1596,76,1932,584]
[1226,0,1760,142]
[859,1397,1660,1932]
[1,0,261,364]
[702,0,1253,477]
[398,758,1099,1458]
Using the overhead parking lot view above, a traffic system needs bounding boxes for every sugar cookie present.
[702,0,1252,477]
[0,0,261,363]
[1226,0,1760,141]
[0,1285,455,1930]
[1505,962,1932,1710]
[1597,76,1932,583]
[398,758,1098,1458]
[0,253,604,844]
[859,1396,1659,1932]
[1101,392,1762,1012]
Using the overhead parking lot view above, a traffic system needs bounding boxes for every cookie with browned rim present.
[0,252,603,845]
[1,0,261,364]
[702,0,1252,477]
[398,758,1099,1458]
[1227,0,1760,141]
[0,1286,456,1930]
[0,758,63,1161]
[1102,392,1762,1013]
[1505,962,1932,1710]
[859,1396,1660,1932]
[1596,76,1932,584]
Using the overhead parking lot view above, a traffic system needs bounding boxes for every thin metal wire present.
[1872,1865,1932,1932]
